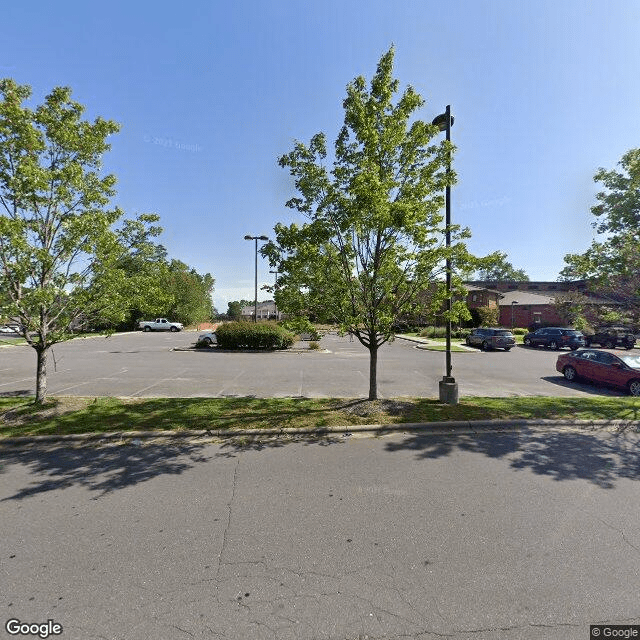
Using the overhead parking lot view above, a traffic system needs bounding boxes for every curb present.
[2,419,639,446]
[395,335,476,352]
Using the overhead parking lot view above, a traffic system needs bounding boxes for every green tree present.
[561,149,640,324]
[264,48,476,400]
[475,251,529,281]
[226,299,253,320]
[0,80,156,402]
[165,259,215,326]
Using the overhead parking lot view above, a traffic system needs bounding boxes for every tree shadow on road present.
[0,440,212,501]
[384,426,640,489]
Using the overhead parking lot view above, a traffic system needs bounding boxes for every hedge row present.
[215,322,294,350]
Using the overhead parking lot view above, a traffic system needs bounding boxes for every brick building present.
[465,280,613,329]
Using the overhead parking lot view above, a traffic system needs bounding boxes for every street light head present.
[244,235,253,240]
[432,112,454,132]
[258,235,269,241]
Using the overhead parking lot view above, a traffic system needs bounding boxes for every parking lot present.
[0,330,627,398]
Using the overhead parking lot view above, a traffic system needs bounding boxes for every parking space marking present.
[0,377,33,387]
[216,370,246,397]
[131,368,190,396]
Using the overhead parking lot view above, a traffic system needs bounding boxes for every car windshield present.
[494,330,513,336]
[562,330,582,335]
[619,355,640,369]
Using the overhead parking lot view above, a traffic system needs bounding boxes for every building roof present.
[499,290,620,306]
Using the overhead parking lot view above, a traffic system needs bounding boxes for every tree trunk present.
[35,347,48,404]
[368,343,378,400]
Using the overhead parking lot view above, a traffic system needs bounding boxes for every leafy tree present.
[165,259,215,325]
[475,251,529,281]
[561,149,640,325]
[226,299,253,320]
[0,80,157,402]
[264,48,476,400]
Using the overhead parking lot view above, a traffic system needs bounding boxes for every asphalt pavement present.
[0,331,625,398]
[2,426,639,639]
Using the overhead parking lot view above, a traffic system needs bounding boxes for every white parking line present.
[216,370,245,396]
[131,368,189,396]
[0,377,33,387]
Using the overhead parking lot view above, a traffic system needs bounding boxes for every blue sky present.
[3,0,639,313]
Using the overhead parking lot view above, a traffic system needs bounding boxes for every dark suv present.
[466,328,516,351]
[523,327,585,350]
[585,326,636,350]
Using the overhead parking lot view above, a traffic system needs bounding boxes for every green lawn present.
[1,395,639,440]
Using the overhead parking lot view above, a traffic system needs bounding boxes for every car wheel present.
[524,338,531,347]
[563,366,577,381]
[466,337,471,346]
[203,337,212,345]
[170,326,178,332]
[625,343,634,350]
[628,380,640,397]
[570,346,579,351]
[549,340,559,350]
[604,340,614,349]
[481,341,490,352]
[144,326,151,332]
[504,347,511,352]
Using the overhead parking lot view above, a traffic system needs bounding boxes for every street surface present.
[0,331,626,398]
[1,427,639,639]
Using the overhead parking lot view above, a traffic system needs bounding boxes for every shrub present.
[419,326,447,338]
[215,322,294,350]
[308,341,321,350]
[511,327,528,335]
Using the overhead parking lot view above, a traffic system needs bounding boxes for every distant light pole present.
[432,105,457,405]
[269,270,279,320]
[244,235,269,322]
[511,301,519,329]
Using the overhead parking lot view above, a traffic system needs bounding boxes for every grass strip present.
[1,395,640,439]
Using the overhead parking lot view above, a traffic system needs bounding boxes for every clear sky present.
[2,0,639,313]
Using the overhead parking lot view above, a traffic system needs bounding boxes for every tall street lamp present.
[511,300,519,329]
[244,235,269,322]
[432,105,457,405]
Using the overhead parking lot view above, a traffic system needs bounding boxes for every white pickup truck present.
[138,318,184,332]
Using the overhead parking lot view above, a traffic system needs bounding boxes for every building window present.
[472,294,477,302]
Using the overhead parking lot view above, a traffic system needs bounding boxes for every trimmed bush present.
[511,327,528,335]
[419,326,447,338]
[215,322,294,350]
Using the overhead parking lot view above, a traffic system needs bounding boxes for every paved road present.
[0,332,624,398]
[2,427,639,639]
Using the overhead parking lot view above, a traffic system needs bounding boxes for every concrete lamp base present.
[439,376,459,405]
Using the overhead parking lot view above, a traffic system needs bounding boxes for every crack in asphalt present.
[216,456,241,585]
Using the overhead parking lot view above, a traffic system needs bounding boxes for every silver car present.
[197,331,217,346]
[466,328,516,352]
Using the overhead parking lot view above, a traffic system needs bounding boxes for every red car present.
[556,349,640,396]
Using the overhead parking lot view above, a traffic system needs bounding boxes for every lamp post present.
[511,301,519,329]
[244,235,269,322]
[269,270,279,320]
[432,105,458,405]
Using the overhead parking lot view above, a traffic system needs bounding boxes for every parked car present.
[138,318,184,332]
[0,324,20,334]
[523,327,585,350]
[197,331,217,346]
[556,349,640,396]
[584,326,636,350]
[465,328,516,351]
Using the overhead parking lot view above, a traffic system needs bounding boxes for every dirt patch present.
[334,399,415,418]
